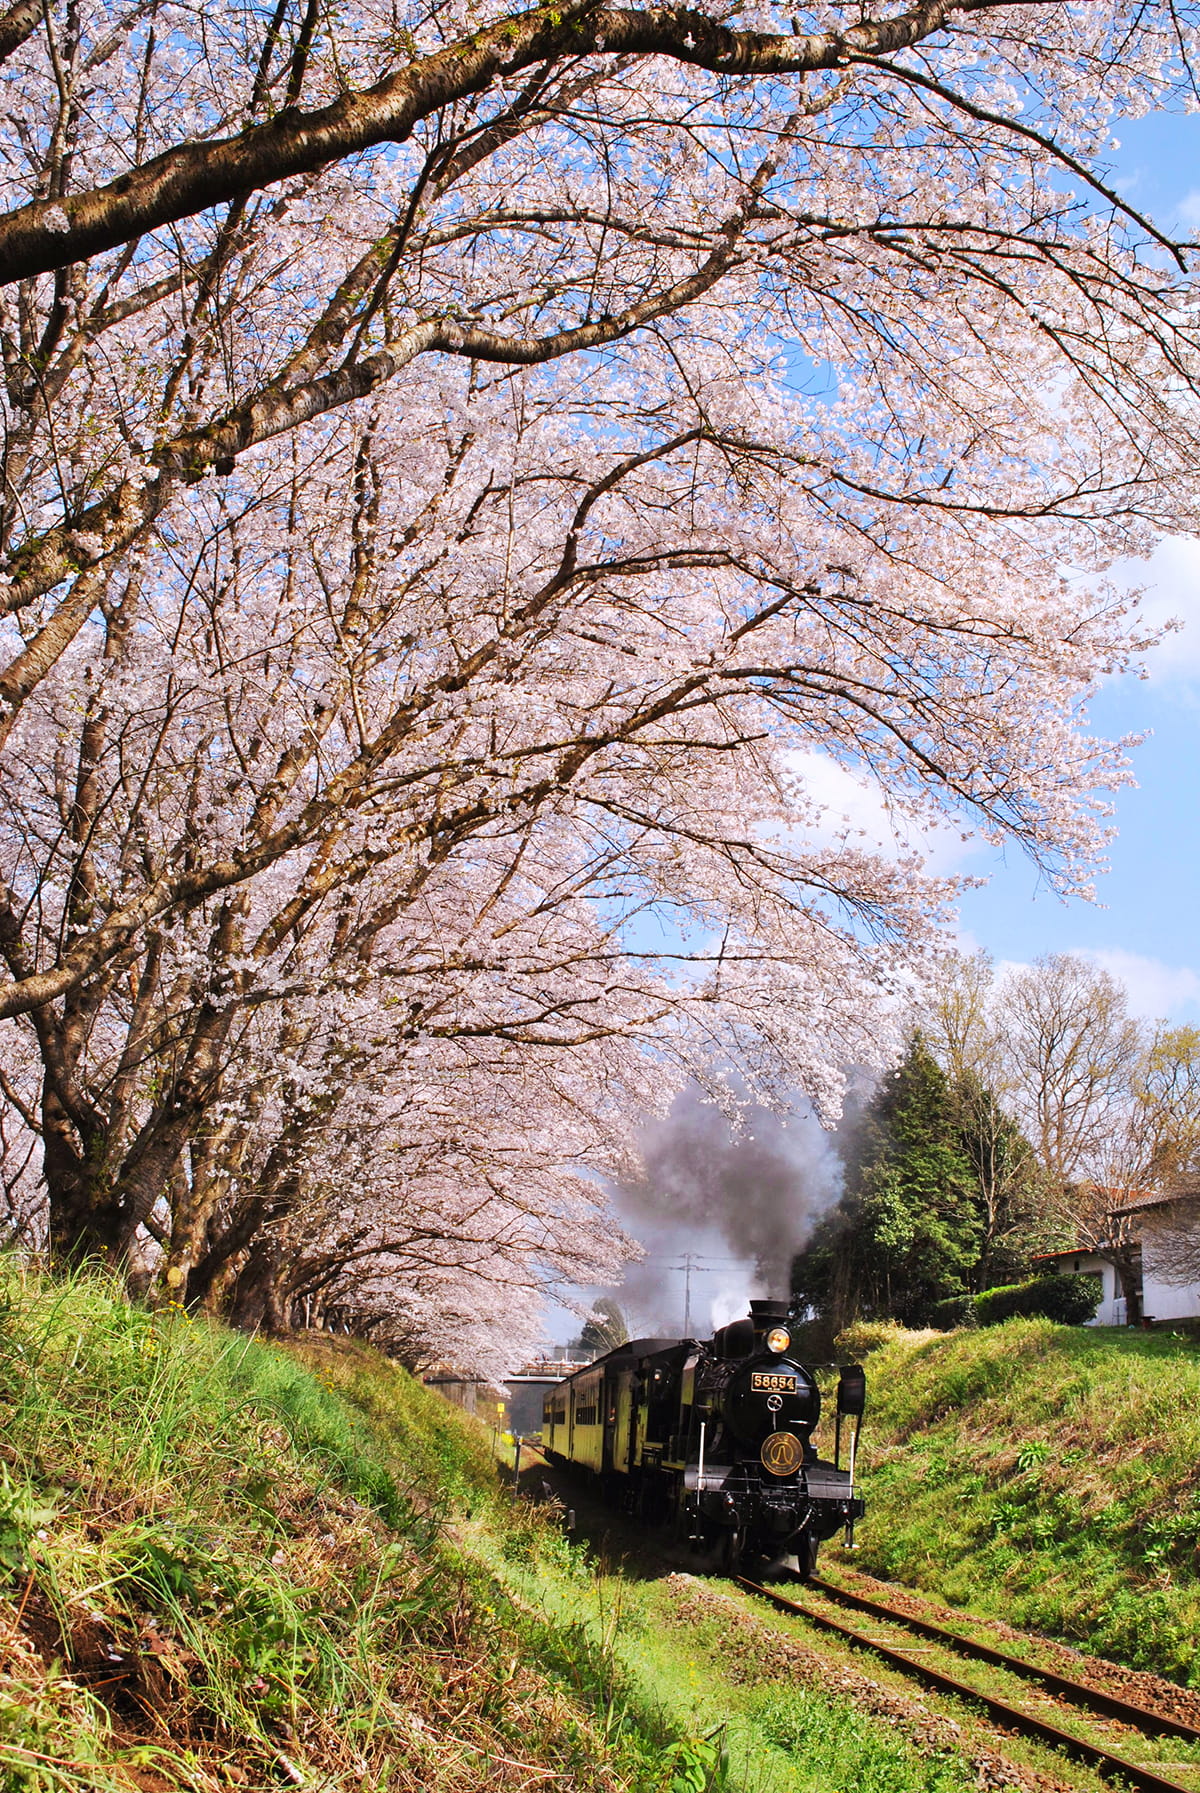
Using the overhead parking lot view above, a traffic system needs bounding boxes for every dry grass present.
[0,1264,640,1791]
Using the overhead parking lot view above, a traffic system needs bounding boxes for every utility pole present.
[682,1250,697,1337]
[663,1252,748,1338]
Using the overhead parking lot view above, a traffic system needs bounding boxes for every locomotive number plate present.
[751,1371,797,1393]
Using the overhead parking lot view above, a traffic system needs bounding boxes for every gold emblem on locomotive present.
[760,1430,804,1477]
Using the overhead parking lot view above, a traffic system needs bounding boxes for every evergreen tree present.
[793,1034,986,1329]
[954,1070,1047,1287]
[576,1298,630,1357]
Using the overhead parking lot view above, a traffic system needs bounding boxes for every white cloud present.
[1177,189,1200,231]
[995,948,1200,1022]
[1108,534,1200,684]
[788,748,983,875]
[1084,948,1200,1021]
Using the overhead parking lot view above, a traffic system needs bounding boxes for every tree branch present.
[0,0,1015,285]
[0,0,39,65]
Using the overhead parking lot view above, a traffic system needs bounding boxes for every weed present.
[657,1727,728,1792]
[0,1464,59,1576]
[1014,1440,1051,1476]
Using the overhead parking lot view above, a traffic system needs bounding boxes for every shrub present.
[922,1278,1100,1332]
[972,1273,1100,1327]
[836,1278,1099,1346]
[927,1296,978,1330]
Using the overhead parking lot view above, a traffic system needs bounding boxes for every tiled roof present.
[1108,1187,1200,1218]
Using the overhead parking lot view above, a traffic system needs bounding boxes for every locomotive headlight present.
[766,1326,791,1354]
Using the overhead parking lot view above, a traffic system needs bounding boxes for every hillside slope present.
[0,1267,986,1793]
[835,1319,1200,1682]
[0,1265,634,1792]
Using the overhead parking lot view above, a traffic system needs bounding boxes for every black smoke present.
[599,1080,868,1334]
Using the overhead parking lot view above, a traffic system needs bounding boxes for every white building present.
[1038,1248,1133,1326]
[1041,1193,1200,1327]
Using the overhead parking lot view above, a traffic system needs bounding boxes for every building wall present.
[1065,1254,1123,1325]
[425,1375,507,1424]
[1070,1235,1200,1325]
[1140,1216,1200,1324]
[1045,1252,1121,1323]
[1039,1214,1200,1327]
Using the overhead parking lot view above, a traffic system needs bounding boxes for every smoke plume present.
[598,1081,867,1335]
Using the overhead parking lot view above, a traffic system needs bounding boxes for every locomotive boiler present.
[541,1298,865,1575]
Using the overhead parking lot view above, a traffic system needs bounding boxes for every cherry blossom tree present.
[2,0,1200,1363]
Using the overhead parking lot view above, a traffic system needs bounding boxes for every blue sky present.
[900,110,1200,1026]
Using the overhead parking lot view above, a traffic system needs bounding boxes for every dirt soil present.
[831,1564,1200,1735]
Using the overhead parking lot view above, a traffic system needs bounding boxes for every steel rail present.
[735,1576,1198,1793]
[807,1575,1200,1746]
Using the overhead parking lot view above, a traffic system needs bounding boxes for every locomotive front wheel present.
[794,1530,819,1581]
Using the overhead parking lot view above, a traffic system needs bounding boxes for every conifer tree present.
[793,1034,986,1329]
[955,1071,1048,1287]
[576,1298,631,1357]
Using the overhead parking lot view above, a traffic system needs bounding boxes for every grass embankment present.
[836,1318,1200,1683]
[0,1266,980,1793]
[1,1267,628,1793]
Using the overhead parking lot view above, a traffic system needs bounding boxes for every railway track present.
[735,1573,1200,1793]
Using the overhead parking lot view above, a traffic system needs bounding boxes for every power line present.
[658,1257,748,1269]
[667,1250,754,1333]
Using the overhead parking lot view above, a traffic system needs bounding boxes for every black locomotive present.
[542,1298,865,1575]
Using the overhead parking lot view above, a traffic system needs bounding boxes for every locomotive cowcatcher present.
[542,1298,865,1575]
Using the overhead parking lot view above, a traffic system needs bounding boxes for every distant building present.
[1035,1247,1134,1326]
[1038,1189,1200,1327]
[425,1351,595,1435]
[422,1366,508,1425]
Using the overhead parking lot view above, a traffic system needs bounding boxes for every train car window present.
[646,1365,676,1441]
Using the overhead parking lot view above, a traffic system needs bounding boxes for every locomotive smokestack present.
[748,1298,790,1335]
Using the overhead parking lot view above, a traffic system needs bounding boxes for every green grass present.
[0,1266,625,1792]
[310,1335,981,1793]
[454,1503,980,1793]
[833,1317,1200,1682]
[0,1264,995,1793]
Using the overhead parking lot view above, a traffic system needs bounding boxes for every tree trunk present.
[222,1236,291,1332]
[41,1082,131,1264]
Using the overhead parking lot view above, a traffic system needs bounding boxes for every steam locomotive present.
[541,1298,865,1575]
